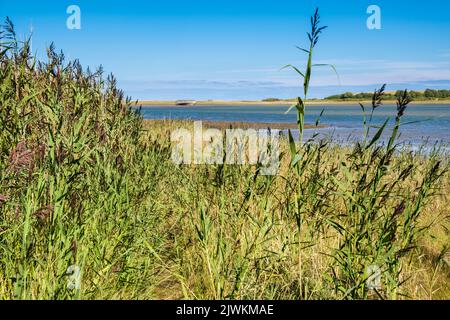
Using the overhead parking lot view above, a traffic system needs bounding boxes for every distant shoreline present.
[136,99,450,106]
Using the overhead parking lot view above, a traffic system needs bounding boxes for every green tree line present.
[325,89,450,100]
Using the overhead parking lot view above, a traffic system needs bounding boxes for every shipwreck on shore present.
[175,100,197,106]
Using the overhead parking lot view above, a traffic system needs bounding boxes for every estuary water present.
[138,103,450,149]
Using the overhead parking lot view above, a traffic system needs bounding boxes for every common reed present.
[0,12,448,300]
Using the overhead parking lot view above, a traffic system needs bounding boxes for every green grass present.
[0,13,449,300]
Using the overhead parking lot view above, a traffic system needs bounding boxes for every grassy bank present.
[144,119,324,130]
[1,16,449,300]
[142,120,450,300]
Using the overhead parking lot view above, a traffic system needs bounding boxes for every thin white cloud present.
[437,50,450,58]
[276,58,450,86]
[120,58,450,99]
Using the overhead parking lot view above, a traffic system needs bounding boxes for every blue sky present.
[2,0,450,100]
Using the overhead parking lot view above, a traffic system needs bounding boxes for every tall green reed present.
[0,14,447,301]
[0,18,161,299]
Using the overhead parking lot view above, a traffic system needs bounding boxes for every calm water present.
[138,104,450,148]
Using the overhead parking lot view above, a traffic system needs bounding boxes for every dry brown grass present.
[142,119,449,300]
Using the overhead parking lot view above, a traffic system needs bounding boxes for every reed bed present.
[0,13,449,300]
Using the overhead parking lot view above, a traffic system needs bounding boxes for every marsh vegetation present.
[0,12,448,300]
